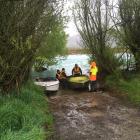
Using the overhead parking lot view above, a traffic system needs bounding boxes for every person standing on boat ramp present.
[60,68,67,79]
[88,61,98,92]
[60,68,67,88]
[72,64,82,76]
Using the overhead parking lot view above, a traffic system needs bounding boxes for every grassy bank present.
[106,73,140,105]
[0,82,53,140]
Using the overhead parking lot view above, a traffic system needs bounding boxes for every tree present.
[35,20,68,70]
[119,0,140,71]
[73,0,121,78]
[0,0,65,93]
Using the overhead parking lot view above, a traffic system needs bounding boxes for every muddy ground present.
[48,89,140,140]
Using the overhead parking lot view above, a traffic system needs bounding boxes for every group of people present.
[56,64,83,80]
[56,64,82,88]
[56,68,67,88]
[56,68,67,80]
[56,62,98,92]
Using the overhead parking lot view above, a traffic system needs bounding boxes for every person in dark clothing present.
[72,64,82,76]
[56,69,61,80]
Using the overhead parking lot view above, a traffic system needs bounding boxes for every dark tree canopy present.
[119,0,140,71]
[0,0,65,92]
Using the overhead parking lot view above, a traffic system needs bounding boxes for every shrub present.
[106,74,140,105]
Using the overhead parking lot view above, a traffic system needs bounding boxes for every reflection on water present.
[32,54,90,78]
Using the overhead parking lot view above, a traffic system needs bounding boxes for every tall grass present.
[0,82,53,140]
[106,74,140,105]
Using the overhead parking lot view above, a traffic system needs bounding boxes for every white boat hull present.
[35,80,59,91]
[46,83,59,91]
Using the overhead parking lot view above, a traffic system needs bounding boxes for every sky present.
[64,0,78,37]
[65,21,78,37]
[64,0,118,37]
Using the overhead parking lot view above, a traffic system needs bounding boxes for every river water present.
[32,53,134,79]
[32,54,90,78]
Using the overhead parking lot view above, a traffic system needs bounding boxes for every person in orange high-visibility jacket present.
[88,61,98,92]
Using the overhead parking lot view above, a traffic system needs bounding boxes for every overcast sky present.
[64,0,118,37]
[64,0,78,37]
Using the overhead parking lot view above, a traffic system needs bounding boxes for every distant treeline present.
[68,48,86,54]
[68,47,128,55]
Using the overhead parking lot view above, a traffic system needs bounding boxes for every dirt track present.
[48,89,140,140]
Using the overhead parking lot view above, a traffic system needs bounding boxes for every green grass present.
[106,74,140,105]
[0,82,53,140]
